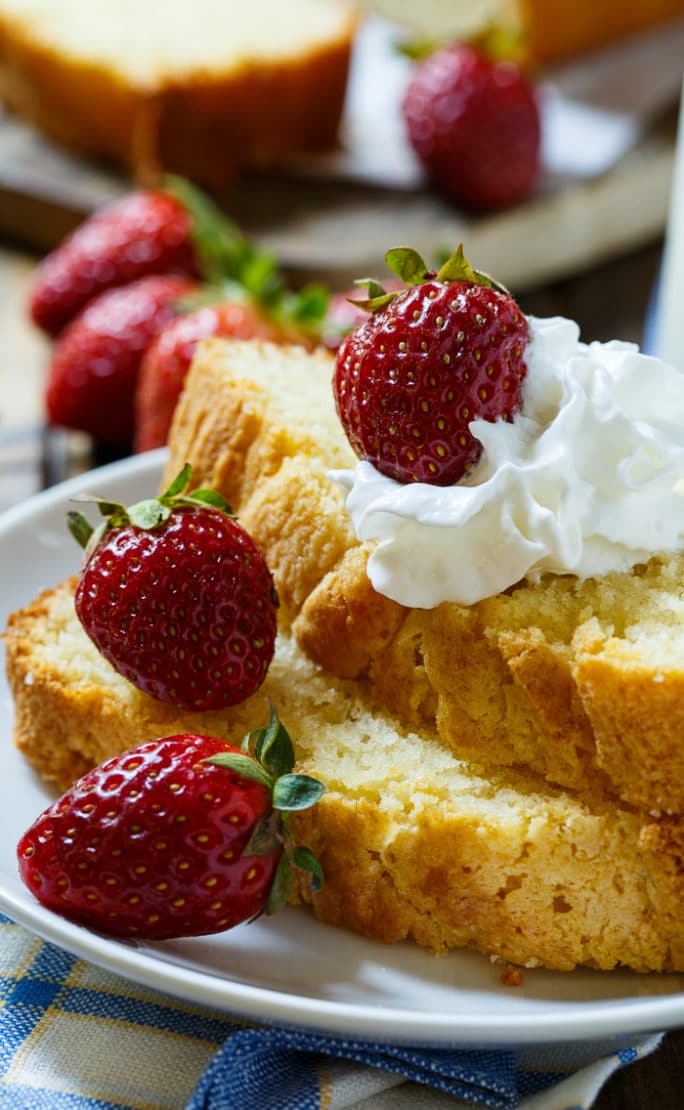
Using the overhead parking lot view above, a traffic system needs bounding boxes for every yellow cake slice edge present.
[4,577,684,973]
[163,337,684,816]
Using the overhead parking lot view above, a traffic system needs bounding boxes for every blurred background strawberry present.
[402,42,541,212]
[31,178,329,455]
[134,296,316,452]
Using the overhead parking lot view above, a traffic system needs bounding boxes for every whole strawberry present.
[45,274,197,445]
[29,189,198,337]
[37,178,328,449]
[69,464,278,709]
[402,44,541,212]
[134,299,297,453]
[17,713,325,939]
[334,246,529,486]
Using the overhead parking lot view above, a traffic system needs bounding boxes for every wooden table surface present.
[0,236,682,1108]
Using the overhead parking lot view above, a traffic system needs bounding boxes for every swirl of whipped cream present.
[331,315,684,608]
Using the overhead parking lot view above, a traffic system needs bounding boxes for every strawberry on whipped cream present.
[332,315,684,607]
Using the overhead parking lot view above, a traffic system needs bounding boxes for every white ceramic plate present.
[1,451,683,1047]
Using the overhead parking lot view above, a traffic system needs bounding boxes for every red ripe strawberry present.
[29,190,198,337]
[17,714,325,940]
[333,245,529,486]
[69,464,278,709]
[45,274,197,446]
[134,299,296,453]
[402,44,541,212]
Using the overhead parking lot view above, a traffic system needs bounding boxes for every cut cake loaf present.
[4,577,684,973]
[164,337,684,817]
[0,0,357,186]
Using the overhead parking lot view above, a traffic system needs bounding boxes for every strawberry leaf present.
[67,465,235,560]
[470,23,528,64]
[385,247,431,285]
[435,244,481,284]
[272,773,326,812]
[396,35,444,61]
[250,703,278,763]
[257,705,296,778]
[354,277,387,300]
[183,488,233,513]
[126,499,172,530]
[348,292,397,313]
[204,750,273,790]
[240,250,282,305]
[67,510,93,549]
[174,282,247,314]
[266,853,295,915]
[436,244,509,293]
[292,845,324,893]
[243,811,282,856]
[241,726,264,757]
[165,175,330,333]
[348,279,397,314]
[284,284,329,327]
[161,463,193,499]
[164,175,254,286]
[72,493,125,518]
[164,175,284,309]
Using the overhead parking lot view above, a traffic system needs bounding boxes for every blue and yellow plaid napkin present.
[0,913,662,1110]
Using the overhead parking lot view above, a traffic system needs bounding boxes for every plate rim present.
[1,449,683,1046]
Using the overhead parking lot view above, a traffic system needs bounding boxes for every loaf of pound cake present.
[162,337,684,818]
[5,577,683,972]
[0,0,357,185]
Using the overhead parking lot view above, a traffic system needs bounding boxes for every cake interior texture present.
[0,0,357,183]
[164,338,684,817]
[5,578,684,973]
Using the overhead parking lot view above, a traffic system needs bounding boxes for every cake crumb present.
[500,965,524,987]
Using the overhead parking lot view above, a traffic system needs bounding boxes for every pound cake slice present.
[163,337,684,817]
[0,0,357,185]
[5,576,684,973]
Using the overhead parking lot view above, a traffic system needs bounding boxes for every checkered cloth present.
[0,913,663,1110]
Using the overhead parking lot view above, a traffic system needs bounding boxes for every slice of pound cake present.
[5,577,683,972]
[0,0,357,185]
[163,337,684,817]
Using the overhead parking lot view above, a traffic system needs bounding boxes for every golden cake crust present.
[0,1,357,185]
[4,577,684,972]
[164,338,684,816]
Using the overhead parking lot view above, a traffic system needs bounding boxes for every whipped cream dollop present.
[332,315,684,608]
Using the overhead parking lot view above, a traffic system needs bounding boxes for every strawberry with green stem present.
[40,176,328,448]
[131,178,328,452]
[17,708,325,940]
[70,464,278,710]
[134,292,321,452]
[29,187,199,337]
[334,244,529,486]
[402,43,541,212]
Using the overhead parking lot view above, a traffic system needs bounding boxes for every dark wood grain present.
[593,1028,684,1109]
[0,101,676,296]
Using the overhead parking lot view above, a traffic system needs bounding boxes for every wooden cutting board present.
[0,95,675,296]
